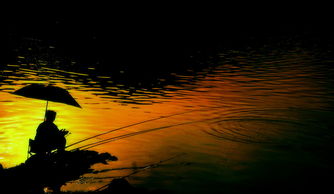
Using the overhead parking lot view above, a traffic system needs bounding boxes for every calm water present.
[1,40,334,193]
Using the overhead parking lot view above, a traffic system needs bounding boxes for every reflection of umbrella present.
[13,84,81,112]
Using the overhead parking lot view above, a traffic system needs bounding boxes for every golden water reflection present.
[1,46,334,192]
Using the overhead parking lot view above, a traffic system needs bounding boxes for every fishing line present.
[66,106,220,149]
[72,117,215,151]
[73,121,198,150]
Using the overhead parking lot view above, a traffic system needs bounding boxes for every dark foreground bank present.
[0,150,118,194]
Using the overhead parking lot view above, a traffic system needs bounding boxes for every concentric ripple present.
[204,108,331,145]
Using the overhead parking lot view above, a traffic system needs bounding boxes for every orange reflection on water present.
[0,60,326,169]
[0,92,48,166]
[1,48,333,192]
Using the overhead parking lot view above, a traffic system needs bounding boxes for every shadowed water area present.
[1,20,334,193]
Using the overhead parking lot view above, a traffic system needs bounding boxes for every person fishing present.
[31,110,69,155]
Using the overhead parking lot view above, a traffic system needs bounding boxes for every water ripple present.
[204,108,332,146]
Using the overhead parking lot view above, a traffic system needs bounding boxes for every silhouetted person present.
[31,110,68,154]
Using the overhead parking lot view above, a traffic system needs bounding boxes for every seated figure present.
[30,110,68,155]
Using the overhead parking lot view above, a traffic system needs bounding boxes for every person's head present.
[45,110,57,122]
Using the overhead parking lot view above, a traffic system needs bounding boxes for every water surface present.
[1,40,334,193]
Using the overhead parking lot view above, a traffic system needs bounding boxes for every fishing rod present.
[72,117,215,151]
[66,107,217,149]
[94,153,186,192]
[72,121,198,150]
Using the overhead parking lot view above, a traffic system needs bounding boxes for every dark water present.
[1,30,334,193]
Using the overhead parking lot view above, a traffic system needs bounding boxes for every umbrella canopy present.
[13,84,81,108]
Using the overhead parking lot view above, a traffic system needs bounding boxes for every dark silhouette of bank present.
[29,110,68,155]
[0,149,118,194]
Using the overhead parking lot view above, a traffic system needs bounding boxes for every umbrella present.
[13,84,81,113]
